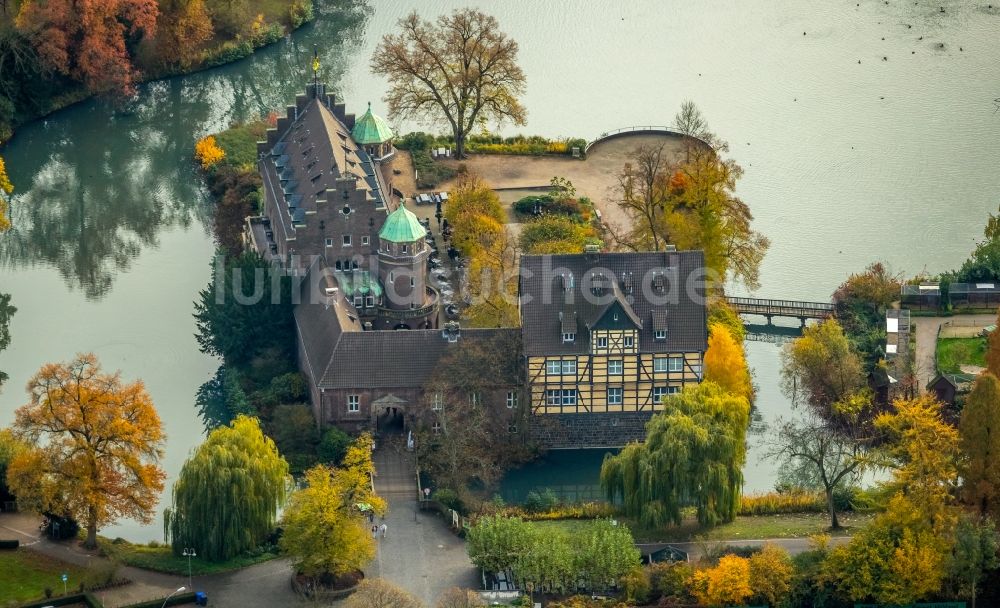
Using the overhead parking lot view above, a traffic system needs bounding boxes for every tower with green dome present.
[352,102,395,160]
[376,203,436,329]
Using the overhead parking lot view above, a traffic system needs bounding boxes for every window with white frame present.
[432,421,441,434]
[545,389,562,406]
[432,392,443,410]
[655,329,667,340]
[607,387,623,405]
[365,296,374,308]
[402,244,408,254]
[562,389,577,405]
[668,386,681,395]
[562,359,577,374]
[562,332,576,343]
[546,360,561,375]
[651,386,668,402]
[654,357,668,373]
[668,356,684,372]
[353,296,363,307]
[597,336,608,348]
[347,395,360,412]
[608,359,623,375]
[325,238,333,247]
[342,234,352,246]
[506,391,517,408]
[362,236,370,245]
[508,424,518,434]
[624,336,634,348]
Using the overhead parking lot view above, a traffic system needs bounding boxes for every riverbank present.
[0,0,314,145]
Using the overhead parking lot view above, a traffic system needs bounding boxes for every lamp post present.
[161,586,186,608]
[182,548,196,590]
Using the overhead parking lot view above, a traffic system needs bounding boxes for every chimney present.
[664,244,677,252]
[584,243,600,263]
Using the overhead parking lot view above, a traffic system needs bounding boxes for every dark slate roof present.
[318,327,519,389]
[519,251,708,356]
[294,260,361,386]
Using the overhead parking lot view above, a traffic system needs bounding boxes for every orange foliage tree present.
[7,353,166,548]
[704,322,753,402]
[15,0,158,94]
[158,0,213,69]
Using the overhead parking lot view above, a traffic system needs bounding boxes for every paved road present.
[914,314,994,391]
[371,440,479,606]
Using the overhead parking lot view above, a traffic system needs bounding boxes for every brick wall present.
[527,412,652,449]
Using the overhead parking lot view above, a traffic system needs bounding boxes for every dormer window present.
[655,330,667,340]
[562,332,576,343]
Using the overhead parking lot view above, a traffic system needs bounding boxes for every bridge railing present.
[726,296,834,311]
[586,125,691,153]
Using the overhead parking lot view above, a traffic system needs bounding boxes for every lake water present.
[2,0,999,539]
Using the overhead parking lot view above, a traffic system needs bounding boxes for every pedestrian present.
[380,523,387,539]
[368,511,374,524]
[371,524,378,539]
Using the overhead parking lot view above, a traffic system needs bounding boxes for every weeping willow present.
[164,415,291,561]
[600,382,750,528]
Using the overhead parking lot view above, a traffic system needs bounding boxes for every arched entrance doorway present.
[371,394,407,437]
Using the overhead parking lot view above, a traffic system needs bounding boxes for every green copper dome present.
[352,103,395,145]
[379,204,425,243]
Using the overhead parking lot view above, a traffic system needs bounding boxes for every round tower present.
[377,204,436,329]
[352,102,395,159]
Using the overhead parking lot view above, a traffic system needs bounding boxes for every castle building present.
[250,84,707,448]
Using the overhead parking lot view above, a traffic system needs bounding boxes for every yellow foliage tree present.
[704,322,753,402]
[0,154,12,231]
[194,135,225,170]
[690,554,753,606]
[279,464,375,579]
[444,174,506,257]
[748,544,794,606]
[7,353,166,548]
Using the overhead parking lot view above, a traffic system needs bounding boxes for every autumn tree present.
[747,544,794,607]
[768,411,868,529]
[690,554,752,607]
[436,588,485,608]
[466,514,535,575]
[519,215,599,254]
[7,354,166,548]
[832,262,902,370]
[15,0,158,95]
[0,292,15,389]
[0,428,27,505]
[704,322,753,403]
[611,143,673,252]
[780,318,869,423]
[601,382,750,527]
[371,8,526,158]
[987,309,1000,377]
[157,0,213,70]
[164,415,290,561]
[443,173,506,257]
[346,579,423,608]
[416,332,524,490]
[960,373,1000,518]
[279,459,383,583]
[0,153,11,231]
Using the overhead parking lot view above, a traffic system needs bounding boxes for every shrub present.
[317,427,352,465]
[433,488,463,512]
[194,136,226,170]
[620,565,651,604]
[648,561,694,601]
[523,488,560,513]
[738,491,826,516]
[288,0,314,28]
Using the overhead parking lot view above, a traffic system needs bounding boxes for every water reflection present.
[0,0,372,299]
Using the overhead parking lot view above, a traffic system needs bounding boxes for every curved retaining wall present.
[584,126,712,154]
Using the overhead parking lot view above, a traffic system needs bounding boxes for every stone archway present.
[371,393,407,437]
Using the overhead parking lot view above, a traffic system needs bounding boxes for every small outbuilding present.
[900,283,941,310]
[948,282,1000,308]
[927,372,975,406]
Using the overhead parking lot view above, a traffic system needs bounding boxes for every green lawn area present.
[0,549,89,603]
[531,511,874,543]
[936,336,987,374]
[97,538,278,576]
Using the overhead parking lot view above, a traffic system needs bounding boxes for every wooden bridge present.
[726,296,834,325]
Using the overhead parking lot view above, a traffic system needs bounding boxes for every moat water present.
[1,0,999,540]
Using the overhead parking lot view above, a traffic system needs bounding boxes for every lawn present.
[97,538,278,576]
[0,549,89,603]
[531,511,874,543]
[936,336,987,374]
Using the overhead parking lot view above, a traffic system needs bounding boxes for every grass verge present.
[936,336,987,374]
[0,549,89,603]
[531,511,874,543]
[97,538,278,576]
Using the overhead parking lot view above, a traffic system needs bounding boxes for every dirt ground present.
[404,133,690,233]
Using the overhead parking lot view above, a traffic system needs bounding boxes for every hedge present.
[0,539,19,549]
